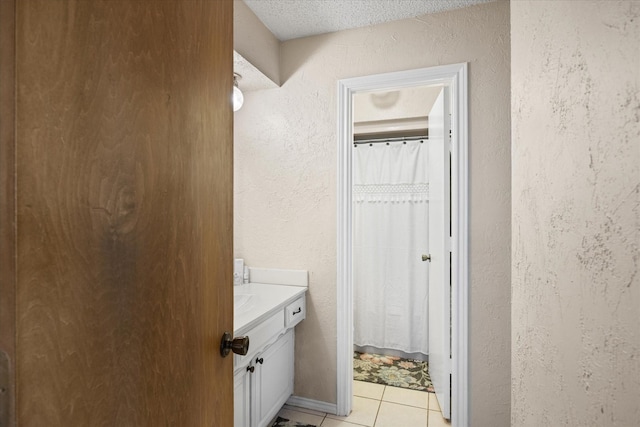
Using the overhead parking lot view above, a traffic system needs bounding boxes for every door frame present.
[336,63,469,425]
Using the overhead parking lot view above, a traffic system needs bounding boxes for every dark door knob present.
[220,332,249,357]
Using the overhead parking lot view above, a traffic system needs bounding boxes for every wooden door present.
[0,0,234,425]
[428,86,452,419]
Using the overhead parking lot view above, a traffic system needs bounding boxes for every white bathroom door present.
[427,86,452,419]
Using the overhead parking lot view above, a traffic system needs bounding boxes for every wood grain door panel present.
[3,0,233,425]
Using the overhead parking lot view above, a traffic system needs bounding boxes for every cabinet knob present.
[256,357,264,364]
[220,332,250,357]
[422,254,431,262]
[246,365,255,373]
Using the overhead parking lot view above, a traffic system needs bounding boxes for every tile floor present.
[274,380,450,427]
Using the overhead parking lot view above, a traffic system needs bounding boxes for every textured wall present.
[511,1,640,426]
[234,1,511,424]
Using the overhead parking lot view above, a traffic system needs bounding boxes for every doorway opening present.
[336,64,469,426]
[351,84,446,424]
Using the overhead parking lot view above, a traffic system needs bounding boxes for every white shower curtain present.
[353,139,430,355]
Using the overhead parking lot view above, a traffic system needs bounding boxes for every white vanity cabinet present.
[234,366,251,427]
[251,329,294,427]
[234,291,306,427]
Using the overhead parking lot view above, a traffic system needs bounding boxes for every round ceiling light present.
[233,73,244,112]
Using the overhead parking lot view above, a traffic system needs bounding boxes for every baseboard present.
[286,395,337,415]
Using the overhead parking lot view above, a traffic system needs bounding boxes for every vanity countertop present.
[234,282,307,336]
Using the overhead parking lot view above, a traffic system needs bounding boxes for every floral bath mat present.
[353,351,434,392]
[270,416,316,427]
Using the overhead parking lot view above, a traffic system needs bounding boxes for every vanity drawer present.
[284,296,306,328]
[235,310,284,368]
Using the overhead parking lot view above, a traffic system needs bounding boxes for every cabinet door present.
[234,367,251,427]
[252,329,295,427]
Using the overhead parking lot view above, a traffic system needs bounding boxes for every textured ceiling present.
[243,0,494,41]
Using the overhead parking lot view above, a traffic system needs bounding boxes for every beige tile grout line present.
[348,385,435,427]
[371,385,385,427]
[338,386,436,427]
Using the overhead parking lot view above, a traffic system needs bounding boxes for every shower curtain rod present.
[353,135,429,145]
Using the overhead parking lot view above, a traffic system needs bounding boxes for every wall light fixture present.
[233,73,244,112]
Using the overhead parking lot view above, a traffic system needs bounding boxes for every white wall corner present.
[233,0,281,86]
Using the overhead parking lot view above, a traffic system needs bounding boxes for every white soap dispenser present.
[243,266,250,284]
[234,258,244,286]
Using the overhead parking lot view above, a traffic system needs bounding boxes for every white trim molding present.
[336,63,469,426]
